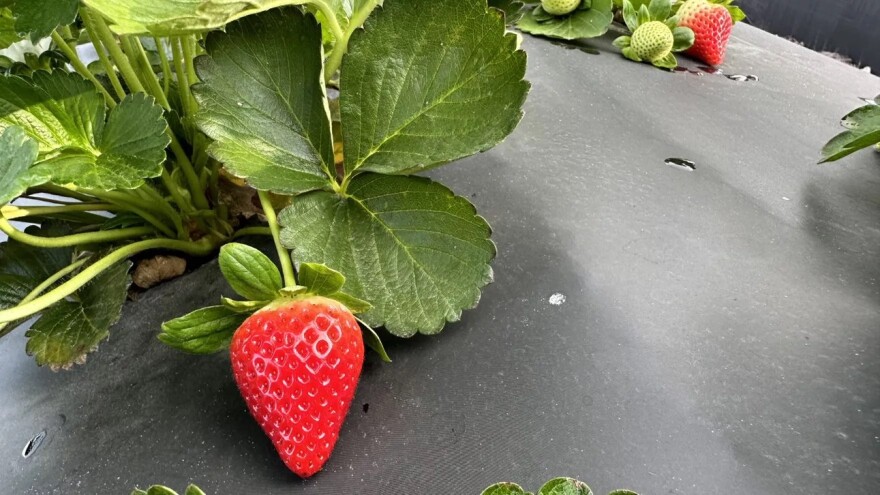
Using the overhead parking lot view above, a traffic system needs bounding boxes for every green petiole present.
[0,217,154,248]
[257,191,296,287]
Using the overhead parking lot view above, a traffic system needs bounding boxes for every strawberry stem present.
[257,191,297,287]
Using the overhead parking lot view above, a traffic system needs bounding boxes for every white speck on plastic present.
[549,293,566,306]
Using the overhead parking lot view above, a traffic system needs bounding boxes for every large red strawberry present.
[230,296,365,478]
[678,0,733,66]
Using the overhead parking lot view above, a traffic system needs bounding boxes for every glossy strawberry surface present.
[678,0,733,66]
[230,296,364,478]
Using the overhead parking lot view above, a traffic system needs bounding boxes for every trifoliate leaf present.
[159,305,248,354]
[279,174,495,336]
[517,0,613,40]
[340,0,529,177]
[538,478,593,495]
[194,8,334,195]
[0,72,170,190]
[218,243,283,301]
[12,0,78,41]
[820,104,880,163]
[25,261,132,368]
[0,126,40,205]
[83,0,312,35]
[482,482,530,495]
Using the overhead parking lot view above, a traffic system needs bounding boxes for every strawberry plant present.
[0,0,529,371]
[820,96,880,163]
[613,0,694,69]
[135,477,641,494]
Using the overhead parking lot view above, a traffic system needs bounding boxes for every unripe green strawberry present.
[630,21,674,62]
[541,0,580,16]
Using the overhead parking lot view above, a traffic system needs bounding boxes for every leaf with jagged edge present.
[0,72,170,190]
[25,261,132,369]
[340,0,529,177]
[12,0,78,41]
[0,126,40,205]
[279,174,495,337]
[193,8,334,195]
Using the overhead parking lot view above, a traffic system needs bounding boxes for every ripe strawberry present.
[230,296,364,478]
[541,0,580,16]
[630,21,674,63]
[678,0,733,66]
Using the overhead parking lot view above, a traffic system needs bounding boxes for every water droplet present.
[697,65,723,75]
[664,158,696,171]
[22,431,46,458]
[548,293,566,306]
[673,66,703,75]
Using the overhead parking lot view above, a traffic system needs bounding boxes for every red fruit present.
[230,296,364,478]
[678,0,733,66]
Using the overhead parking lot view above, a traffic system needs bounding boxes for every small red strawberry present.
[678,0,733,66]
[230,296,365,478]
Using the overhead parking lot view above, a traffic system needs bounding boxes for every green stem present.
[0,217,154,248]
[171,37,197,118]
[181,35,199,87]
[1,203,117,219]
[313,1,345,41]
[0,257,89,336]
[51,31,116,107]
[0,237,218,324]
[82,189,177,238]
[81,9,127,100]
[160,168,193,213]
[257,191,296,287]
[87,9,145,94]
[139,180,187,239]
[154,37,172,97]
[29,184,98,202]
[231,226,273,239]
[324,0,380,83]
[169,136,210,210]
[121,36,171,109]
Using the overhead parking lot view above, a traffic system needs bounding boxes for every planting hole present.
[665,158,696,171]
[363,403,369,414]
[22,431,46,458]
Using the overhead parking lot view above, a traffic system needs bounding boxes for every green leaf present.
[621,46,641,62]
[652,52,678,69]
[25,261,132,369]
[820,104,880,163]
[607,491,639,495]
[0,72,170,190]
[622,0,639,31]
[728,6,746,23]
[326,291,372,314]
[482,482,530,495]
[340,0,529,177]
[488,0,526,23]
[159,305,248,354]
[12,0,78,41]
[298,262,346,295]
[647,0,672,22]
[0,8,22,50]
[538,478,593,495]
[218,243,283,301]
[671,26,695,52]
[0,126,40,205]
[279,174,495,336]
[516,0,613,40]
[194,8,333,195]
[612,35,632,49]
[357,317,390,362]
[145,487,180,495]
[220,297,269,313]
[82,0,311,35]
